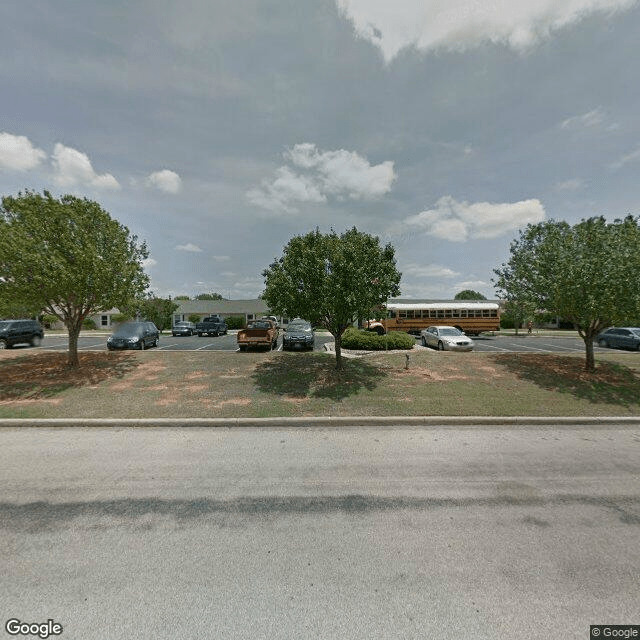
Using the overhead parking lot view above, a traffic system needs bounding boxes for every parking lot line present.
[79,342,108,350]
[509,343,554,353]
[539,342,583,352]
[40,342,70,349]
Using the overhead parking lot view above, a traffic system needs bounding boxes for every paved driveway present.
[28,332,634,355]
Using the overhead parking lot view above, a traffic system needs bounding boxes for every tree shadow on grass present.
[490,353,640,409]
[0,352,139,401]
[252,353,387,401]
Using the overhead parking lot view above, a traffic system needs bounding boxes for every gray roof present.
[174,299,271,316]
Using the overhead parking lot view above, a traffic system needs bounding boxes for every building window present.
[101,315,108,326]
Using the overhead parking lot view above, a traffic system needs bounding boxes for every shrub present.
[82,318,97,330]
[224,316,245,330]
[341,328,414,350]
[41,314,59,329]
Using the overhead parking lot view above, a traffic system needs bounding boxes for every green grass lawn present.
[0,348,639,419]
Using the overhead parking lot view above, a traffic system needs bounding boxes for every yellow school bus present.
[365,301,501,336]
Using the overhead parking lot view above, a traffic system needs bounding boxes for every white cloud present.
[142,257,157,270]
[247,166,326,213]
[0,132,47,171]
[285,143,396,199]
[336,0,638,61]
[175,243,203,252]
[559,107,619,132]
[609,146,640,170]
[146,169,182,194]
[555,178,585,191]
[247,143,396,213]
[51,143,120,190]
[404,195,546,242]
[402,262,461,278]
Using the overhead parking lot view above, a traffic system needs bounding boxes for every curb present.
[1,416,639,429]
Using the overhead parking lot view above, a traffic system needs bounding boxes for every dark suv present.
[0,319,45,349]
[107,321,160,350]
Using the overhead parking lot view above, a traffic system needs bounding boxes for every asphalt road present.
[1,424,639,639]
[16,332,638,355]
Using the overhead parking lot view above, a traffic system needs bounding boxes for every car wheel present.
[437,341,445,351]
[0,339,7,350]
[421,336,427,347]
[598,339,608,348]
[30,335,42,347]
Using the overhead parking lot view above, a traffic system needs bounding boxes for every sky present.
[1,0,639,300]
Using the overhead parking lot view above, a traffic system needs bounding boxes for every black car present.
[282,318,315,351]
[596,327,640,351]
[172,321,197,336]
[107,321,159,350]
[0,319,44,349]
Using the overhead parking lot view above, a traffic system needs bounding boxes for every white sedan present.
[420,325,474,351]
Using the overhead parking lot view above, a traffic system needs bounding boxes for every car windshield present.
[631,329,640,337]
[0,321,12,329]
[112,323,144,337]
[175,322,189,327]
[439,328,463,336]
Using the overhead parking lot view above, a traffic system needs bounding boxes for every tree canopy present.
[133,295,178,333]
[195,292,225,300]
[262,227,401,369]
[493,216,640,371]
[454,289,487,300]
[0,190,149,366]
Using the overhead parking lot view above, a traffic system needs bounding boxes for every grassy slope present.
[1,349,639,419]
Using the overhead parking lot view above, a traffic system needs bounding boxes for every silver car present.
[596,327,640,350]
[420,325,474,351]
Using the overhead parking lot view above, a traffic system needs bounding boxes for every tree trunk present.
[582,329,596,372]
[334,331,343,370]
[67,321,82,368]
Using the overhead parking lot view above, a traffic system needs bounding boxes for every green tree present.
[493,216,640,371]
[262,227,401,369]
[195,292,224,300]
[0,190,149,367]
[454,289,487,300]
[134,295,178,333]
[174,295,190,300]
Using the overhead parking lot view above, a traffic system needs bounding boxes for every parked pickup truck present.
[237,318,279,351]
[195,315,228,337]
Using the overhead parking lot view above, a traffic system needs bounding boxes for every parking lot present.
[13,331,636,355]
